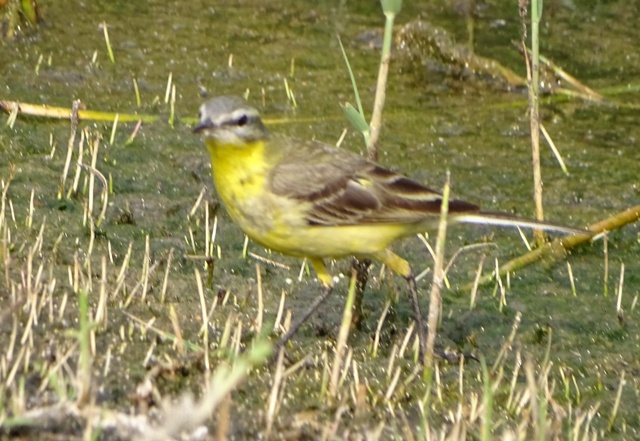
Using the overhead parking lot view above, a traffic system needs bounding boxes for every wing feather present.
[267,137,479,226]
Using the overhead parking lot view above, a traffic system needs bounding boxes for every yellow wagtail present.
[194,96,583,357]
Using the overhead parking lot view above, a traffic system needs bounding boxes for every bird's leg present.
[373,249,426,364]
[274,258,335,353]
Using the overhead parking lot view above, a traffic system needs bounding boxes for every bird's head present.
[194,96,268,145]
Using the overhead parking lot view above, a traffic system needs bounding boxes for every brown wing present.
[268,137,480,226]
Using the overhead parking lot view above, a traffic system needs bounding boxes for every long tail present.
[455,211,588,236]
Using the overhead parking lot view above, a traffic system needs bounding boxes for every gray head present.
[193,96,269,144]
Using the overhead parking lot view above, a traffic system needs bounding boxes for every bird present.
[193,95,583,359]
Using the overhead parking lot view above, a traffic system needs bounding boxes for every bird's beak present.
[193,119,213,134]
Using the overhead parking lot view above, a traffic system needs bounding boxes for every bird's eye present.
[236,114,248,126]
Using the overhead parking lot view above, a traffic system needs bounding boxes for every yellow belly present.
[255,221,412,259]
